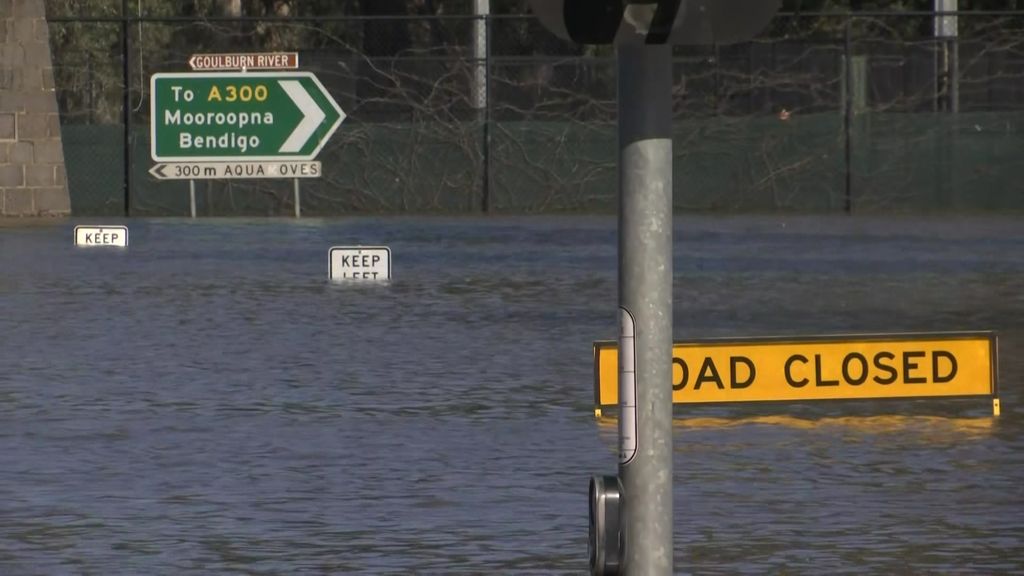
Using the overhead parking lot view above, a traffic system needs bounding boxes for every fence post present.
[843,15,853,215]
[473,2,492,213]
[713,42,720,112]
[949,37,959,113]
[483,11,492,213]
[88,56,95,125]
[935,0,959,112]
[121,0,132,217]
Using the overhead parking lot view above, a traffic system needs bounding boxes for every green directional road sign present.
[150,72,345,162]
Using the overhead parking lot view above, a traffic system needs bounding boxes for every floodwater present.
[1,214,1022,575]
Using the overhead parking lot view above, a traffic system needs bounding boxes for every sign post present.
[529,3,781,574]
[616,42,674,576]
[150,69,343,217]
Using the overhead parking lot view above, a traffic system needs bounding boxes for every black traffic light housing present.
[563,0,625,45]
[531,0,781,45]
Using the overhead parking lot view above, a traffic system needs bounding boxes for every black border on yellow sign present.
[592,331,999,410]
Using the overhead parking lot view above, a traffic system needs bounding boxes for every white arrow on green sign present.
[149,72,345,162]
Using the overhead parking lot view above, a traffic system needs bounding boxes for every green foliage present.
[47,1,120,123]
[43,0,1024,125]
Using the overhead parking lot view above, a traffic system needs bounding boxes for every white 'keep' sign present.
[74,225,128,247]
[329,246,391,281]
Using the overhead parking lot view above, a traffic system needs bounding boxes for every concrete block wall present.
[0,0,70,217]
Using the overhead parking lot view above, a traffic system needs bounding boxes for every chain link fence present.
[46,10,1024,216]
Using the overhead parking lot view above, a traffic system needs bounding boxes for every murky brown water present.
[1,214,1021,574]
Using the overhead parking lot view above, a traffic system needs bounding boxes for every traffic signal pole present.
[526,3,778,572]
[617,41,674,576]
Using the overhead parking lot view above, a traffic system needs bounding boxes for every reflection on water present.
[597,413,999,436]
[1,215,1022,574]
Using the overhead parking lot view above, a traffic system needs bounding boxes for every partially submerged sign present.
[329,246,391,281]
[593,332,998,413]
[74,225,128,247]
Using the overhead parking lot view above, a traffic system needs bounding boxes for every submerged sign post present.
[74,225,128,247]
[329,247,392,281]
[593,332,999,415]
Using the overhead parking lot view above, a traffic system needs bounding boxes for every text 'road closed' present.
[593,333,997,408]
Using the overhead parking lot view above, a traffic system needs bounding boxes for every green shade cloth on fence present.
[62,112,1024,216]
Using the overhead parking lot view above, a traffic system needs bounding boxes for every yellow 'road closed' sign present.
[593,332,998,413]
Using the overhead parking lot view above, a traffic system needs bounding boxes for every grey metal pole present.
[472,0,489,110]
[935,0,958,111]
[473,0,491,212]
[189,179,196,218]
[617,42,674,576]
[293,178,301,218]
[949,37,959,113]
